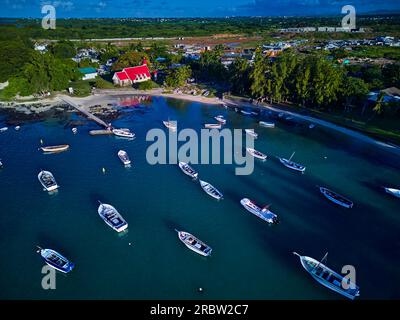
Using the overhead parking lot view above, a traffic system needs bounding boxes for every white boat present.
[204,123,221,129]
[384,187,400,198]
[246,147,267,160]
[178,161,198,179]
[38,170,59,192]
[245,129,258,138]
[71,127,77,134]
[163,120,177,131]
[175,230,212,257]
[241,110,252,116]
[15,126,21,131]
[37,247,75,273]
[214,115,226,124]
[240,198,278,224]
[0,127,8,132]
[118,150,131,166]
[293,252,360,300]
[278,152,306,173]
[0,159,3,169]
[41,144,70,153]
[320,187,353,208]
[112,128,135,139]
[97,202,128,233]
[309,123,316,129]
[259,121,275,128]
[199,180,223,200]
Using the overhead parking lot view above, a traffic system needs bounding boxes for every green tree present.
[250,49,267,98]
[165,65,192,88]
[50,41,76,59]
[112,51,150,71]
[341,76,369,112]
[228,57,251,96]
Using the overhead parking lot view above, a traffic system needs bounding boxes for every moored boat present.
[241,110,252,116]
[204,123,221,129]
[118,150,131,166]
[40,144,70,153]
[319,187,353,208]
[175,230,212,257]
[309,123,316,129]
[112,128,135,139]
[0,127,8,132]
[246,147,267,160]
[245,129,258,138]
[37,247,75,273]
[178,161,198,179]
[278,152,306,173]
[163,120,177,131]
[259,121,275,128]
[38,170,59,192]
[214,115,226,124]
[384,187,400,198]
[240,198,278,224]
[199,180,223,200]
[293,252,360,300]
[15,126,21,131]
[0,159,3,169]
[71,127,77,134]
[97,202,128,233]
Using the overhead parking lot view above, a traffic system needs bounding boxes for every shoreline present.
[1,89,399,156]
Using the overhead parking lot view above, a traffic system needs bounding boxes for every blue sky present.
[1,0,400,18]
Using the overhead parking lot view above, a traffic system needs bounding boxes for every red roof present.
[123,65,151,81]
[115,71,129,81]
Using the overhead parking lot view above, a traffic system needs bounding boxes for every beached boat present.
[40,144,70,153]
[112,128,135,139]
[384,187,400,198]
[0,127,8,132]
[246,147,267,160]
[259,121,275,128]
[214,115,226,124]
[278,152,306,173]
[293,252,360,300]
[118,150,131,166]
[71,127,77,134]
[38,170,59,192]
[37,247,75,273]
[240,198,278,224]
[319,187,353,208]
[97,202,128,233]
[245,129,258,139]
[204,123,222,129]
[175,230,212,257]
[178,161,198,179]
[163,120,177,131]
[199,180,223,200]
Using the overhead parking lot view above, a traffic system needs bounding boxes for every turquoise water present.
[0,96,399,299]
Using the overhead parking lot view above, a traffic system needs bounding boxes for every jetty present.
[61,97,111,129]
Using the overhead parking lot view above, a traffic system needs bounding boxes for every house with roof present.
[79,67,98,81]
[112,59,151,86]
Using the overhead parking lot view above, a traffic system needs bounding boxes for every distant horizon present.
[1,0,400,19]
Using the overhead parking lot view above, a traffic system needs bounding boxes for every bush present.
[70,80,92,97]
[136,80,158,90]
[95,77,114,89]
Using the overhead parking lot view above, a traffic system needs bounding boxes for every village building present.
[79,67,98,80]
[112,59,151,86]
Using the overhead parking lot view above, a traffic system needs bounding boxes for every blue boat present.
[37,247,75,273]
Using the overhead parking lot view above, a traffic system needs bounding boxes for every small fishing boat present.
[245,129,258,139]
[118,150,131,166]
[214,115,226,124]
[240,198,278,224]
[71,127,77,134]
[178,161,198,179]
[259,121,275,128]
[0,127,8,132]
[384,187,400,198]
[40,144,70,153]
[0,159,3,169]
[319,187,353,208]
[15,126,21,131]
[293,252,360,300]
[112,128,135,139]
[241,110,252,116]
[309,123,316,129]
[278,152,306,173]
[97,202,128,233]
[37,247,75,273]
[163,120,177,131]
[246,147,267,160]
[38,170,59,192]
[175,230,212,257]
[204,123,221,129]
[199,180,223,200]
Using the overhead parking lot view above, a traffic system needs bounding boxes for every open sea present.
[0,96,399,299]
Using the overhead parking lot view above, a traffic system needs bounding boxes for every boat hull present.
[259,121,275,128]
[320,187,353,208]
[246,148,267,160]
[38,170,59,192]
[279,158,306,173]
[384,187,400,198]
[177,231,212,257]
[98,203,128,233]
[240,198,278,224]
[178,162,198,179]
[41,145,70,153]
[199,180,223,200]
[40,249,74,273]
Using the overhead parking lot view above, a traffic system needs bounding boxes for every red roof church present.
[112,59,151,86]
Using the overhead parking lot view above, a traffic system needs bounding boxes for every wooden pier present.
[61,97,110,129]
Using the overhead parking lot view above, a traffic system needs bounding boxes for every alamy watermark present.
[41,265,56,290]
[41,5,56,30]
[342,5,356,30]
